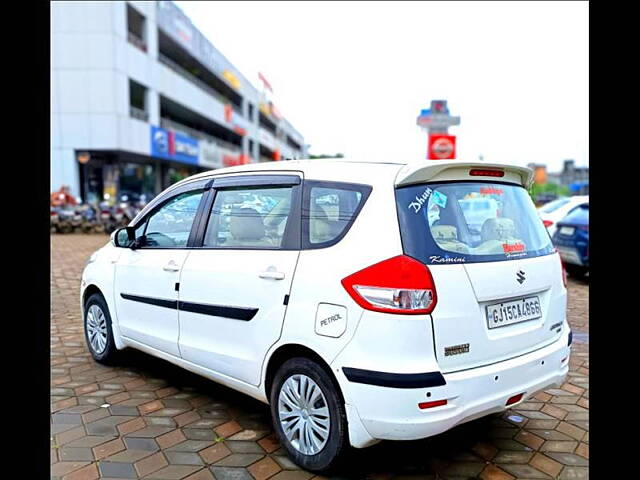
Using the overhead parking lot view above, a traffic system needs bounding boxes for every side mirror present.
[111,226,136,248]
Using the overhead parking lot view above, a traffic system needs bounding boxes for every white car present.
[81,159,571,472]
[537,195,589,238]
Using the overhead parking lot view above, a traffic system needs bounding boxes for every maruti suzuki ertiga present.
[81,159,571,471]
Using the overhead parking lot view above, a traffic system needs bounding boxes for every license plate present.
[486,296,542,329]
[559,226,575,236]
[557,247,583,266]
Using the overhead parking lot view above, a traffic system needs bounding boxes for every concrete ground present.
[51,234,588,480]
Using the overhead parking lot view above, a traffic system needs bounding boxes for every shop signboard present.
[151,126,199,165]
[428,134,456,160]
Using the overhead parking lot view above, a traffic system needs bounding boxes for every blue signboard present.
[150,126,199,165]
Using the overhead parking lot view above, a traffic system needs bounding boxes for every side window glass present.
[141,190,203,248]
[308,186,364,245]
[203,186,294,248]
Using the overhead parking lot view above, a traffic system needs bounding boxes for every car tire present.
[270,357,349,473]
[84,293,119,364]
[565,264,587,279]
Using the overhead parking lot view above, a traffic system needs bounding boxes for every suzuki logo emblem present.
[516,270,526,284]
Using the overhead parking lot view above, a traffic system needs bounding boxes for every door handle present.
[259,270,285,280]
[163,261,180,272]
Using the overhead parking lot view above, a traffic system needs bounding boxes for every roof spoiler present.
[394,161,534,188]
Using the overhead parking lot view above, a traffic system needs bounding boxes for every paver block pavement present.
[50,234,590,479]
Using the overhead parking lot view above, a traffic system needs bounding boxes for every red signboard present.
[428,134,456,160]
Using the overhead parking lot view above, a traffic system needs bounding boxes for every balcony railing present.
[157,53,242,115]
[130,106,149,122]
[127,32,147,52]
[160,117,242,153]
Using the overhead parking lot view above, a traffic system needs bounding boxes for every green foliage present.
[529,182,570,202]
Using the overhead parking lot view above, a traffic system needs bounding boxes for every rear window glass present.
[302,181,372,249]
[396,181,554,264]
[561,204,589,224]
[538,197,570,213]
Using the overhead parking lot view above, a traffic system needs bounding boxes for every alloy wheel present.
[86,304,108,355]
[278,374,331,455]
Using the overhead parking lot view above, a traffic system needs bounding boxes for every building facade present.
[52,1,307,204]
[547,160,589,195]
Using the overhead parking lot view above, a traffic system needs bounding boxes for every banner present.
[150,126,199,165]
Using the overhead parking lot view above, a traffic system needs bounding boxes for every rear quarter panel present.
[263,174,404,387]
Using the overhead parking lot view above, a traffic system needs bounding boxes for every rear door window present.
[203,186,294,248]
[396,182,554,264]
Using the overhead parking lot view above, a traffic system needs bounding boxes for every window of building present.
[248,103,255,122]
[119,162,155,202]
[129,79,149,121]
[127,4,147,51]
[157,29,243,112]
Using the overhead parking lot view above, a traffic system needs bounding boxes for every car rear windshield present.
[561,203,589,225]
[395,181,554,265]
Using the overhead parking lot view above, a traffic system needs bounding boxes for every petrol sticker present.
[408,187,433,213]
[431,190,448,208]
[315,303,347,338]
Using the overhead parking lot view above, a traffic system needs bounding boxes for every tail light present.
[543,219,554,228]
[469,169,504,177]
[558,254,567,287]
[341,255,437,314]
[418,399,447,410]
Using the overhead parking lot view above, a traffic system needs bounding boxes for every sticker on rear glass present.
[408,187,433,213]
[480,187,504,195]
[431,190,447,208]
[502,243,525,254]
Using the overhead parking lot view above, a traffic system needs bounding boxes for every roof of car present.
[171,158,533,190]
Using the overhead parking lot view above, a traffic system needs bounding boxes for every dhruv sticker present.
[408,187,433,213]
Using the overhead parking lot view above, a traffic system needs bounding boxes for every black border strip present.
[178,301,258,321]
[342,367,446,388]
[120,293,177,309]
[120,293,258,321]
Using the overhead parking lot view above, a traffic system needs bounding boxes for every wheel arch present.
[82,284,104,307]
[263,343,345,405]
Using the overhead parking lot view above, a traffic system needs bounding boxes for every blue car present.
[552,203,589,278]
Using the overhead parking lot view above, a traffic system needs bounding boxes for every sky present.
[176,1,588,172]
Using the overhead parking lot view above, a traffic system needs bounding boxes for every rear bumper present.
[336,331,570,446]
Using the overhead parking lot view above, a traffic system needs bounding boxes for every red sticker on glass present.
[480,187,504,195]
[503,243,525,253]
